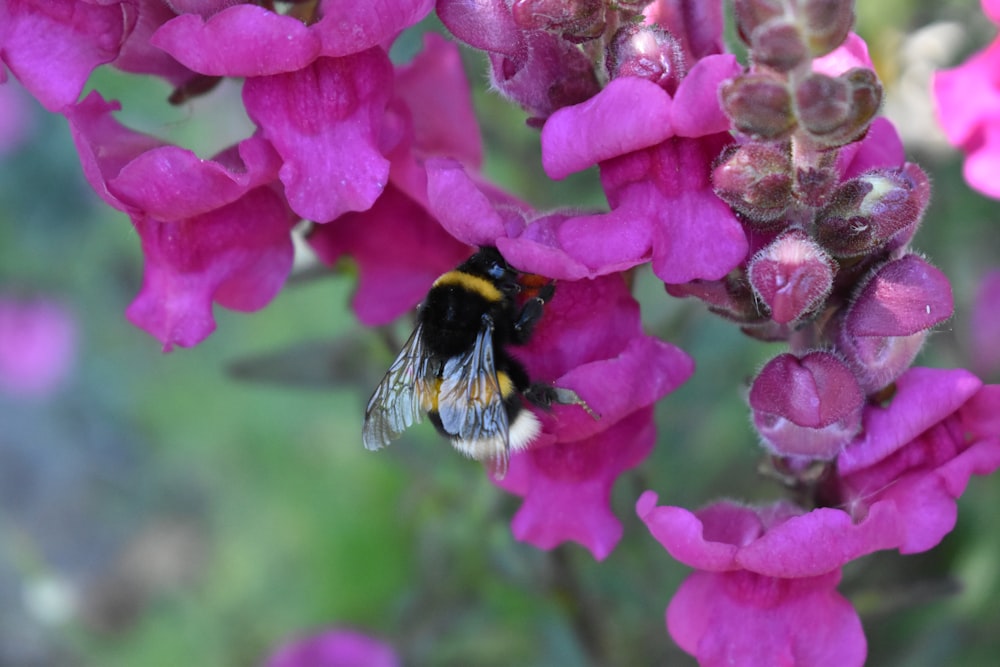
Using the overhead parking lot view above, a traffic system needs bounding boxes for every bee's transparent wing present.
[438,315,510,471]
[363,323,438,450]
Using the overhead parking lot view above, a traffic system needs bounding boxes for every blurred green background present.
[2,1,1000,665]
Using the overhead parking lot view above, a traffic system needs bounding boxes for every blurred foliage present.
[2,1,1000,666]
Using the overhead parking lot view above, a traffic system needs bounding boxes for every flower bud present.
[665,273,768,326]
[816,163,931,258]
[748,229,835,324]
[733,0,784,46]
[800,0,855,57]
[838,254,953,392]
[606,25,686,93]
[512,0,605,43]
[712,143,793,225]
[749,19,809,72]
[794,68,882,147]
[749,350,864,460]
[721,73,796,140]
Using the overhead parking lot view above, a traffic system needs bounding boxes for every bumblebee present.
[362,247,589,476]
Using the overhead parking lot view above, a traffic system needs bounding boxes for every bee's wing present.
[437,315,510,471]
[363,323,438,451]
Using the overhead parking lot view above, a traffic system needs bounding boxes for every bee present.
[362,247,591,476]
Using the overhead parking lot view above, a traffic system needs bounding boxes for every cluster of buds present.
[438,0,709,121]
[676,0,953,466]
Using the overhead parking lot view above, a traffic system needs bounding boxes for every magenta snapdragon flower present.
[425,158,694,558]
[64,93,296,350]
[639,365,1000,664]
[638,493,870,667]
[265,628,399,667]
[932,0,1000,199]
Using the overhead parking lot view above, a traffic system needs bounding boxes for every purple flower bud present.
[721,73,796,140]
[733,0,784,46]
[839,254,954,392]
[512,0,605,43]
[816,163,931,257]
[666,275,769,326]
[606,25,686,93]
[750,351,864,460]
[800,0,855,57]
[748,229,835,324]
[795,68,882,147]
[749,19,809,72]
[712,143,793,225]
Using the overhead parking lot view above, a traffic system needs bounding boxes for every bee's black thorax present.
[420,247,521,359]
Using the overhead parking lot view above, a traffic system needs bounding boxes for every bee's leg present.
[512,282,556,344]
[523,383,599,419]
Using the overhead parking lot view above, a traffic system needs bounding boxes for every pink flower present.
[932,0,1000,198]
[0,296,76,398]
[65,92,295,350]
[0,0,136,111]
[265,628,398,667]
[150,0,435,222]
[831,367,1000,554]
[494,276,693,559]
[424,160,694,558]
[637,493,870,667]
[540,54,748,283]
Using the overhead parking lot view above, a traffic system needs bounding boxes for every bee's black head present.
[461,247,519,293]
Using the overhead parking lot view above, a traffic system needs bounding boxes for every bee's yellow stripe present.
[497,371,515,398]
[433,271,502,302]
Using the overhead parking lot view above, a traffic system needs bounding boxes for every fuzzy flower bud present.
[839,254,953,393]
[816,163,930,258]
[721,73,796,140]
[733,0,784,46]
[712,143,793,225]
[800,0,855,57]
[748,229,835,324]
[795,68,882,147]
[512,0,605,43]
[750,19,809,72]
[606,25,686,92]
[750,350,864,460]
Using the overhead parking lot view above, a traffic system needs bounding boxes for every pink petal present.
[150,5,321,76]
[670,54,742,137]
[314,0,435,57]
[553,336,693,441]
[393,33,482,169]
[963,122,1000,199]
[126,187,295,351]
[504,408,656,560]
[812,32,874,75]
[541,76,674,179]
[308,185,470,325]
[110,136,283,221]
[932,38,1000,147]
[425,158,509,245]
[837,117,905,178]
[64,91,165,213]
[243,50,393,222]
[1,0,135,111]
[667,570,866,667]
[838,367,981,475]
